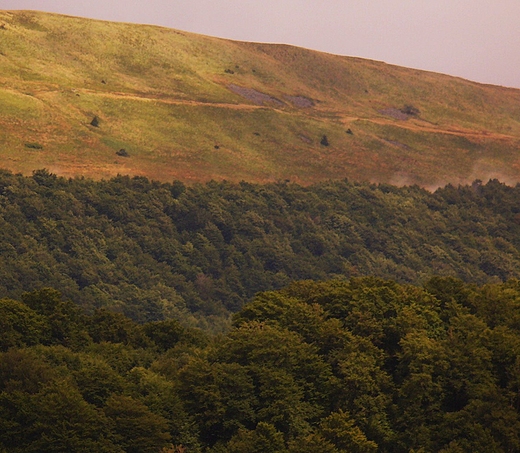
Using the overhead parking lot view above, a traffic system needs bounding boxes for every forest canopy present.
[1,278,520,452]
[2,170,520,451]
[1,169,520,326]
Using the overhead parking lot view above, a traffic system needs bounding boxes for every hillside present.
[1,10,520,185]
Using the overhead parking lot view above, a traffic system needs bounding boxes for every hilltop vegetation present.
[2,169,520,327]
[2,278,520,452]
[1,10,520,185]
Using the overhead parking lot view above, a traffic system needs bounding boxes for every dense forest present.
[1,278,520,452]
[1,169,520,328]
[2,170,520,451]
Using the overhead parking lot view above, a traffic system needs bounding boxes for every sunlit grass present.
[1,10,519,185]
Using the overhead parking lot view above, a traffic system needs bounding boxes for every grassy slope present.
[1,10,520,186]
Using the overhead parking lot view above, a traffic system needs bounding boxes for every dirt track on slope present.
[77,88,270,111]
[84,89,519,141]
[16,83,520,143]
[341,116,517,141]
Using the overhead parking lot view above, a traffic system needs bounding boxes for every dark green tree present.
[104,395,171,453]
[0,298,46,351]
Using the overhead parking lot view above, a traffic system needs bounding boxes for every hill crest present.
[1,10,520,186]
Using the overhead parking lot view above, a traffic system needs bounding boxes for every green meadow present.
[1,10,520,185]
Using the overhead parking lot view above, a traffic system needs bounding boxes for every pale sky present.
[1,0,519,88]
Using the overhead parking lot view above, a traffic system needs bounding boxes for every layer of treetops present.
[1,169,520,328]
[2,169,520,451]
[1,278,520,452]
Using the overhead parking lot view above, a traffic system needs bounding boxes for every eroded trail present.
[341,115,518,141]
[77,88,269,110]
[9,80,519,142]
[88,89,518,141]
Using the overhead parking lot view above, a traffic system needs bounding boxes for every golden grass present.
[1,10,520,186]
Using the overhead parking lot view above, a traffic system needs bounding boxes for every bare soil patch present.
[285,95,314,108]
[228,84,284,106]
[380,108,411,121]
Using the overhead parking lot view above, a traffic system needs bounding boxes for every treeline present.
[1,278,520,452]
[1,169,520,326]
